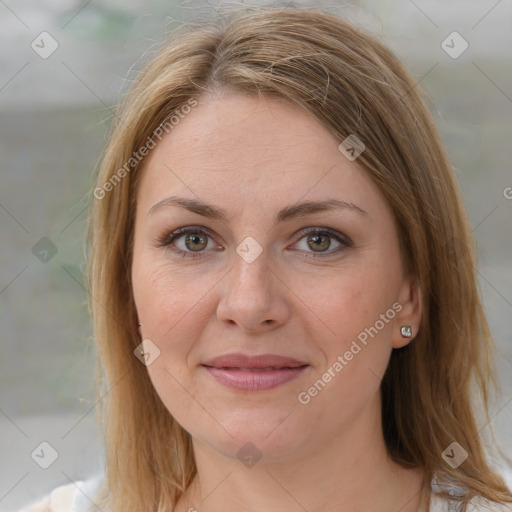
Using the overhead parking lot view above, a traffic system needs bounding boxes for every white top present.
[17,472,512,512]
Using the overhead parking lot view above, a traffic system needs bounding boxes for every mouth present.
[205,366,305,371]
[201,353,309,391]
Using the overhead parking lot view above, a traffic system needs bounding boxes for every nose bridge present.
[216,240,288,330]
[229,242,272,302]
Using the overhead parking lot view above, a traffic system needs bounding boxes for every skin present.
[131,91,424,512]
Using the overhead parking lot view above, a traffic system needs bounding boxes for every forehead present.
[159,93,337,169]
[136,92,387,223]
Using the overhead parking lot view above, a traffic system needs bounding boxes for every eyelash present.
[157,225,352,260]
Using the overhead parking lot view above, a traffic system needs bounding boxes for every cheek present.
[298,275,394,427]
[145,358,208,442]
[299,262,397,395]
[303,264,396,344]
[133,263,210,433]
[133,257,215,338]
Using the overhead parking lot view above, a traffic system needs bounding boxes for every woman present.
[20,4,512,512]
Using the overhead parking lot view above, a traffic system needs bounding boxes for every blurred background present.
[1,0,511,509]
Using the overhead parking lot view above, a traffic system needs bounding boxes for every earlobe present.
[393,277,422,349]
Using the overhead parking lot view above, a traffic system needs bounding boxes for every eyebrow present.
[147,196,368,225]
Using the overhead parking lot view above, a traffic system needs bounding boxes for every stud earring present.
[400,325,412,338]
[137,322,141,327]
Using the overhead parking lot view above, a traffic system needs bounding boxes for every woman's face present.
[131,92,420,463]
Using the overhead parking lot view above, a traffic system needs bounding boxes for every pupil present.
[309,234,329,252]
[186,232,207,251]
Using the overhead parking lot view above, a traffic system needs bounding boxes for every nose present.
[216,249,290,333]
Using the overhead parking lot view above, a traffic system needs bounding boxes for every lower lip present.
[202,365,309,391]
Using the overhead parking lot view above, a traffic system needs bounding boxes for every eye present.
[291,227,351,258]
[157,226,220,259]
[157,226,352,260]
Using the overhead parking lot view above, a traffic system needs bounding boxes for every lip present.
[201,353,309,391]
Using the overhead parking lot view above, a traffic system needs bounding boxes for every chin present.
[193,410,312,464]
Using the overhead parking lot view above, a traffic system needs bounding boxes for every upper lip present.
[202,353,308,369]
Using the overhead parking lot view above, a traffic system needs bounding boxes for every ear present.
[392,276,422,349]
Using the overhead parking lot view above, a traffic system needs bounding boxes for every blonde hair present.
[85,5,512,511]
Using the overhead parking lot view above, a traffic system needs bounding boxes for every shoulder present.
[17,474,106,512]
[466,501,512,511]
[17,482,79,512]
[430,494,512,512]
[429,467,512,512]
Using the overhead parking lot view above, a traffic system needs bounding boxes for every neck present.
[176,394,428,512]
